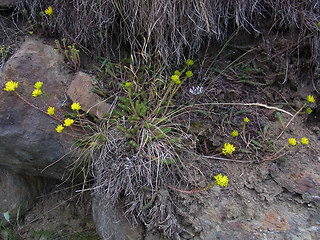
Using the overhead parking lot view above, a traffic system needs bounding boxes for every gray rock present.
[92,196,143,240]
[0,167,52,225]
[0,39,75,180]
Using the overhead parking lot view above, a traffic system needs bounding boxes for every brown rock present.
[67,72,110,119]
[260,210,290,232]
[270,165,320,206]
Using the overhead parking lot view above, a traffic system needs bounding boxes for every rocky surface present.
[177,122,320,240]
[0,167,52,226]
[92,196,143,240]
[0,38,134,240]
[67,71,110,119]
[0,39,74,179]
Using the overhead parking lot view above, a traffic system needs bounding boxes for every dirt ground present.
[9,184,100,240]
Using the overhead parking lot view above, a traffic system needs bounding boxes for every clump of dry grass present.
[15,0,320,65]
[92,125,202,238]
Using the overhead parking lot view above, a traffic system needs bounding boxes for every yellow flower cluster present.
[171,74,181,84]
[231,130,238,137]
[244,117,250,123]
[71,102,81,111]
[215,174,229,187]
[300,137,308,145]
[4,81,18,92]
[56,103,82,133]
[32,81,43,97]
[56,125,64,133]
[186,59,194,66]
[287,137,309,146]
[174,70,181,76]
[32,89,42,97]
[307,95,315,103]
[64,118,74,127]
[222,143,235,155]
[186,71,193,78]
[306,107,313,114]
[47,107,55,115]
[288,138,297,146]
[45,6,53,16]
[34,81,43,89]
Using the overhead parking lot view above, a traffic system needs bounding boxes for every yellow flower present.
[56,125,64,133]
[45,6,53,16]
[64,118,74,127]
[215,174,229,187]
[71,102,81,111]
[34,81,43,89]
[244,117,250,123]
[306,108,313,114]
[174,70,181,76]
[186,59,194,66]
[307,95,315,103]
[186,71,193,78]
[4,81,18,92]
[47,107,55,115]
[222,143,235,155]
[124,82,131,87]
[231,130,239,137]
[288,138,297,146]
[300,137,309,146]
[32,89,42,97]
[171,74,181,84]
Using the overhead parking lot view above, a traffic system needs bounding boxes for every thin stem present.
[76,110,87,134]
[15,92,61,123]
[275,103,307,141]
[52,15,96,57]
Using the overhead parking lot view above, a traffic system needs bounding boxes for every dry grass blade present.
[15,0,320,65]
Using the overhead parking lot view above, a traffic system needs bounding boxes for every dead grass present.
[14,0,320,65]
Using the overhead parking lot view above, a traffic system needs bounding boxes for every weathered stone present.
[0,167,52,225]
[260,210,290,232]
[92,196,143,240]
[67,72,110,119]
[0,39,75,179]
[270,166,320,206]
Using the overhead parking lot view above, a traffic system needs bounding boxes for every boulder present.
[0,167,52,225]
[0,38,139,240]
[67,72,110,119]
[0,39,75,180]
[92,196,143,240]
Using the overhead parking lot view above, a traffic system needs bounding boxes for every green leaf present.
[234,110,246,115]
[16,203,22,225]
[240,149,250,153]
[162,158,176,164]
[275,112,285,128]
[251,139,262,148]
[129,140,138,149]
[3,211,10,223]
[263,124,270,135]
[142,201,153,211]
